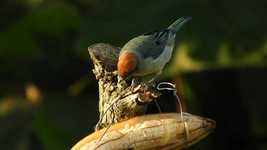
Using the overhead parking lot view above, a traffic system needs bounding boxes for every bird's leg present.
[148,70,162,87]
[129,78,140,92]
[148,71,163,112]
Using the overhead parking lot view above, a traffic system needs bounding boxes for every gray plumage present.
[120,17,191,77]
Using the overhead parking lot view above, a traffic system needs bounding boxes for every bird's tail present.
[168,17,191,32]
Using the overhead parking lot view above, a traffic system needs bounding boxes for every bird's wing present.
[141,29,173,59]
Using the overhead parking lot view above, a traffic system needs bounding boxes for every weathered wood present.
[88,43,160,130]
[71,113,216,150]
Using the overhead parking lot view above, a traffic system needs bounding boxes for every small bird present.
[117,17,191,80]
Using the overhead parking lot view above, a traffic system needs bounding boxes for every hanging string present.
[157,82,189,142]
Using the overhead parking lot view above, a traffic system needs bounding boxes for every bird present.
[117,17,191,81]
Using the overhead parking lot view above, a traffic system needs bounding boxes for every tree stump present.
[88,43,160,130]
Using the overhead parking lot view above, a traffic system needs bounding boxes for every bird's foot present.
[117,75,128,92]
[129,78,140,92]
[147,78,157,88]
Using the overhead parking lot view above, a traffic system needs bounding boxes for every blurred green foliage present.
[0,0,267,149]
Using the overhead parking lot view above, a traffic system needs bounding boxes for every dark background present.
[0,0,267,150]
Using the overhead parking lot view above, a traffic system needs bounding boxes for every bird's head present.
[117,51,138,78]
